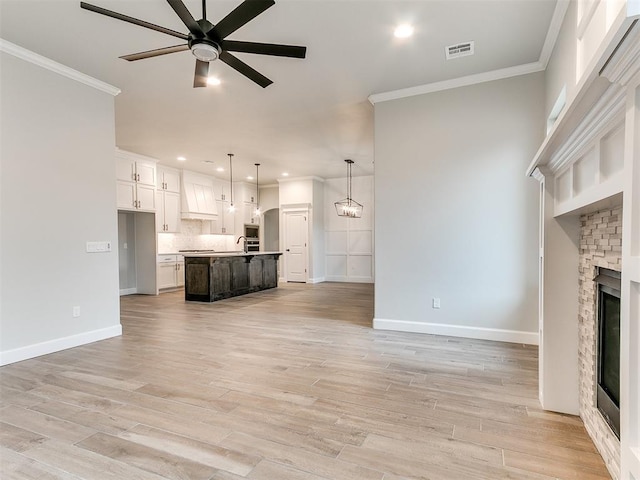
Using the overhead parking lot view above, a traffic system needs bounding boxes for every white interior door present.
[284,211,308,283]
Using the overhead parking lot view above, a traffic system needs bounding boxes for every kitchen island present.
[183,252,282,302]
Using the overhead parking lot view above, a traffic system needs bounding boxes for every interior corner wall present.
[373,72,544,343]
[545,0,577,119]
[311,179,325,282]
[0,51,121,365]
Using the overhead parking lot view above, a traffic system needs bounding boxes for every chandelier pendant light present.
[254,163,261,216]
[227,153,235,213]
[335,159,363,218]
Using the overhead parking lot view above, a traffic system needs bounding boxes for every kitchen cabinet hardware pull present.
[136,173,140,181]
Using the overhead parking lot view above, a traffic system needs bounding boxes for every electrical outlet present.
[72,306,81,318]
[432,298,441,309]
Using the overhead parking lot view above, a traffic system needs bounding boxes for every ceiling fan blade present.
[194,60,209,88]
[212,0,275,40]
[166,0,204,36]
[80,2,188,40]
[219,51,272,88]
[222,40,306,58]
[120,44,189,61]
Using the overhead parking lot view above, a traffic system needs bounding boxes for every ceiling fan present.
[80,0,307,88]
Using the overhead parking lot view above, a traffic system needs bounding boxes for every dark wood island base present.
[184,252,282,302]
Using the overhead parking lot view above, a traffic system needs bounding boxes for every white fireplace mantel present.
[528,5,640,480]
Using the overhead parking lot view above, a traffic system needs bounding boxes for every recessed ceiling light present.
[177,156,186,161]
[282,172,289,177]
[207,77,221,86]
[247,176,254,180]
[216,167,224,172]
[394,24,414,38]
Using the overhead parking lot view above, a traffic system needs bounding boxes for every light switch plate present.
[86,241,112,253]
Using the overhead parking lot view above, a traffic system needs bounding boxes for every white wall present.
[324,175,374,282]
[373,73,544,343]
[278,176,325,283]
[312,178,325,282]
[118,212,137,291]
[259,185,279,212]
[545,0,577,120]
[0,49,121,364]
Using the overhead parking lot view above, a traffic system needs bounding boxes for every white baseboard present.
[120,287,137,296]
[325,276,374,284]
[307,277,325,284]
[373,318,539,345]
[0,325,122,366]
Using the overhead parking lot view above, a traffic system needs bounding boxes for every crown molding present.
[115,147,158,163]
[540,0,570,68]
[368,61,544,104]
[0,39,120,96]
[277,176,325,183]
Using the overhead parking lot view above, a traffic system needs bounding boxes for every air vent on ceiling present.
[445,41,475,60]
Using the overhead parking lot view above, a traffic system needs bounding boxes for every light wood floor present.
[1,282,610,480]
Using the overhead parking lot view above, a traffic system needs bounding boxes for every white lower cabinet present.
[157,254,184,290]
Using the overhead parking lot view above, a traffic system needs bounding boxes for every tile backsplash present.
[158,219,235,253]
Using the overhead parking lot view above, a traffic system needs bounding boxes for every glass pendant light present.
[227,153,235,213]
[335,159,363,218]
[254,163,261,216]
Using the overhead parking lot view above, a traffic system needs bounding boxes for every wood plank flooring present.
[1,282,611,479]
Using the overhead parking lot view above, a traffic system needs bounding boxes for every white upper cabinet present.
[115,150,156,212]
[158,167,180,193]
[156,166,181,232]
[237,182,257,203]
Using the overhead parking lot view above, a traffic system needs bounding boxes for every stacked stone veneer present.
[578,206,623,480]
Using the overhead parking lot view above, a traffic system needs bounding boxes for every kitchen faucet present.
[236,236,248,253]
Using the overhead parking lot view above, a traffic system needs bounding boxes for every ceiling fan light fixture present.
[191,42,219,62]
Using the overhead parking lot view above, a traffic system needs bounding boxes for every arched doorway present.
[263,208,279,252]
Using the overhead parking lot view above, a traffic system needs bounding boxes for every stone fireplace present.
[578,206,622,479]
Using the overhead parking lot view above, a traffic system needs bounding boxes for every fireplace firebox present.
[594,267,621,439]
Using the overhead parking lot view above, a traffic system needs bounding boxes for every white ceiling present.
[0,0,558,184]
